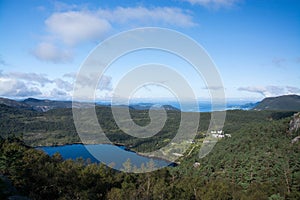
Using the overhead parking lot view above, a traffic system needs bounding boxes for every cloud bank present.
[181,0,241,8]
[238,85,300,97]
[0,71,112,99]
[45,11,111,46]
[98,7,196,27]
[33,42,72,63]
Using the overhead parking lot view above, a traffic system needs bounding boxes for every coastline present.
[34,141,126,148]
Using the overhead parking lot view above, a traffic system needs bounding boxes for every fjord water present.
[38,144,171,169]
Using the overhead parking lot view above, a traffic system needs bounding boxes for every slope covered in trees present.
[253,95,300,111]
[1,111,299,199]
[0,102,297,150]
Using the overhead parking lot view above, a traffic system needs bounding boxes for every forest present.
[0,104,299,199]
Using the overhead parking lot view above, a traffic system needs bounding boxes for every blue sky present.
[0,0,299,101]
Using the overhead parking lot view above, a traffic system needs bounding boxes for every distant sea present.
[154,101,258,112]
[97,100,258,112]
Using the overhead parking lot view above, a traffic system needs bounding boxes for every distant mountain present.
[0,97,94,112]
[0,97,33,110]
[23,98,73,112]
[253,95,300,111]
[238,102,259,110]
[161,105,180,111]
[226,102,258,110]
[128,103,180,111]
[0,97,180,112]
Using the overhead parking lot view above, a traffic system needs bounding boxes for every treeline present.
[0,103,296,149]
[1,112,299,199]
[179,117,300,199]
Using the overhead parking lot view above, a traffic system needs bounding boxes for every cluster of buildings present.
[210,130,231,138]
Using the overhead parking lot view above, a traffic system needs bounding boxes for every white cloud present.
[33,42,72,63]
[53,1,80,12]
[0,78,42,97]
[34,6,195,63]
[63,72,77,79]
[286,86,300,94]
[44,7,195,46]
[8,72,51,86]
[45,11,111,46]
[1,71,51,86]
[98,75,112,91]
[63,72,112,91]
[238,86,283,97]
[0,70,114,99]
[203,86,224,91]
[238,85,300,97]
[0,72,49,97]
[50,88,67,97]
[98,7,196,27]
[182,0,241,8]
[75,73,112,91]
[0,71,71,99]
[53,78,73,91]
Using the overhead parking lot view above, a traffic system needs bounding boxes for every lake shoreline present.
[36,142,177,166]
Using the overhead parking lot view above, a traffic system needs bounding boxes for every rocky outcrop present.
[291,136,300,144]
[289,112,300,133]
[289,112,300,144]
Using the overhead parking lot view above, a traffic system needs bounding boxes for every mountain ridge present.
[253,94,300,111]
[1,94,300,112]
[0,97,180,112]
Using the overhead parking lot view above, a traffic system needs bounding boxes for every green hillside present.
[0,97,33,110]
[1,97,300,199]
[254,95,300,111]
[1,111,299,199]
[1,102,297,149]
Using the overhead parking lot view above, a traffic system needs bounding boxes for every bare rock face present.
[289,112,300,133]
[289,112,300,144]
[193,162,200,168]
[291,136,300,144]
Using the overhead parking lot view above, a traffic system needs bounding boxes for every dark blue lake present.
[38,144,171,170]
